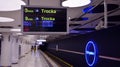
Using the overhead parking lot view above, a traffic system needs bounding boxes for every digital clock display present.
[22,6,68,34]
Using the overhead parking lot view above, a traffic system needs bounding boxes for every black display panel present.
[22,6,68,34]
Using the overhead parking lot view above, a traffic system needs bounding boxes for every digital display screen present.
[22,6,68,34]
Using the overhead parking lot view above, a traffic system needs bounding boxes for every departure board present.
[22,6,68,34]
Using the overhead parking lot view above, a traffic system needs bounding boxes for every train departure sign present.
[85,41,98,66]
[22,6,68,34]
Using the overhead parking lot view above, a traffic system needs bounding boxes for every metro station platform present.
[10,50,72,67]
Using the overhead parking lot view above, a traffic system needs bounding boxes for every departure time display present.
[22,6,67,34]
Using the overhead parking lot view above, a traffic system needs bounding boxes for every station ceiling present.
[0,0,120,41]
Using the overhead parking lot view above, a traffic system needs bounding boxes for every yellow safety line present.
[46,52,73,67]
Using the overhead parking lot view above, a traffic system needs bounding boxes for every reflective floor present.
[12,50,59,67]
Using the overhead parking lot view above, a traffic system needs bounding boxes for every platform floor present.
[11,50,59,67]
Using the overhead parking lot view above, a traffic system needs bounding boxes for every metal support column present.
[104,0,108,28]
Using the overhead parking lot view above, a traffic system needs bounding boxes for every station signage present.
[85,41,98,66]
[22,6,68,34]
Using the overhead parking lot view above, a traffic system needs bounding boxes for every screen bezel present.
[21,5,69,35]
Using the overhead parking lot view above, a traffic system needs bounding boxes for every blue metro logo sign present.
[85,41,98,66]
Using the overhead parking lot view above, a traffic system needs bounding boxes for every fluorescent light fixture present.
[10,29,21,32]
[39,35,49,38]
[0,17,14,22]
[62,0,91,7]
[68,17,71,19]
[37,41,42,45]
[83,6,94,13]
[16,33,23,35]
[0,0,26,11]
[37,39,46,42]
